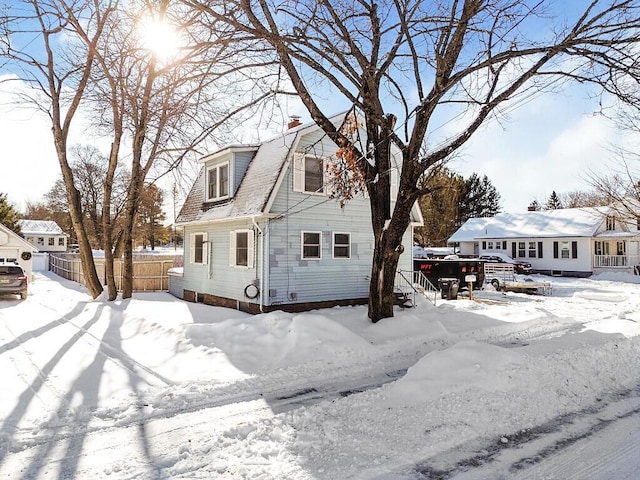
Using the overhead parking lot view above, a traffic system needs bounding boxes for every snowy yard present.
[0,271,639,479]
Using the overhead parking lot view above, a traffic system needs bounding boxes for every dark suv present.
[479,253,532,275]
[0,263,28,300]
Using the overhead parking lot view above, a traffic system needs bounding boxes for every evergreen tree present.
[546,190,563,209]
[459,173,502,221]
[416,171,501,246]
[0,193,22,236]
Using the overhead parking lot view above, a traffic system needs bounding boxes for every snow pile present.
[0,272,639,479]
[385,341,525,404]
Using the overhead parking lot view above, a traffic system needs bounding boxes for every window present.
[190,232,208,264]
[48,238,55,246]
[207,163,230,201]
[488,241,494,250]
[229,230,254,268]
[561,241,570,259]
[294,154,325,194]
[302,231,321,259]
[58,238,65,246]
[606,215,616,231]
[37,237,44,246]
[333,232,351,259]
[528,241,536,258]
[617,241,626,256]
[518,242,526,258]
[304,157,323,193]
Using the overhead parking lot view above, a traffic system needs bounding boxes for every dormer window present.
[207,163,229,201]
[605,215,615,231]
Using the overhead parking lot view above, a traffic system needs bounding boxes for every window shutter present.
[572,241,578,259]
[538,242,543,259]
[502,241,507,250]
[511,242,516,258]
[202,233,208,264]
[229,232,236,266]
[189,234,195,264]
[293,152,304,192]
[248,231,255,268]
[482,241,486,250]
[553,241,559,259]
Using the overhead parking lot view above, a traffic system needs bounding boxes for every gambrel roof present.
[177,129,298,224]
[449,207,611,243]
[177,113,424,227]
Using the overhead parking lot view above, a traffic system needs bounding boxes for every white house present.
[0,223,38,279]
[448,207,640,277]
[172,114,422,312]
[19,220,69,253]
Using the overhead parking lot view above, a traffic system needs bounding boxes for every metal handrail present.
[395,269,438,307]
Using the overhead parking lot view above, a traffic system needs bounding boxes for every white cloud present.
[450,90,636,212]
[0,76,60,211]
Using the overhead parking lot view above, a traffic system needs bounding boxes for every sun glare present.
[138,16,182,63]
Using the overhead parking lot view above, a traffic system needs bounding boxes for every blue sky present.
[2,1,638,215]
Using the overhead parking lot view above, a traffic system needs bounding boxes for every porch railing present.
[593,254,640,268]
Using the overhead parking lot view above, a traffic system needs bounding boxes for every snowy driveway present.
[1,271,640,479]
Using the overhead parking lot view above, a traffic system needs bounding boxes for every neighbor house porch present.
[593,237,640,275]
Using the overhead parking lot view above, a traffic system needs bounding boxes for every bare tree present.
[190,0,640,321]
[1,0,119,298]
[585,148,640,218]
[90,0,285,299]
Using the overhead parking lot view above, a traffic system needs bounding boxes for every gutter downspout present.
[252,216,265,313]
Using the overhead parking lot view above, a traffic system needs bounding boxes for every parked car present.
[0,262,28,300]
[479,252,532,274]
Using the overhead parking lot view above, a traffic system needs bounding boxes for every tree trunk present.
[66,184,103,298]
[55,144,103,298]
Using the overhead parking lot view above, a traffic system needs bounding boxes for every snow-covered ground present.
[0,271,639,479]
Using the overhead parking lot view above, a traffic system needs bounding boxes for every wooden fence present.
[49,253,182,292]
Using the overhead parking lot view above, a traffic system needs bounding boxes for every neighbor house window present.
[333,232,351,259]
[606,215,615,231]
[302,231,322,259]
[37,237,44,246]
[487,241,494,250]
[528,241,536,258]
[207,163,230,201]
[518,242,526,258]
[48,238,55,246]
[561,241,570,259]
[190,232,208,264]
[230,230,254,267]
[58,238,65,246]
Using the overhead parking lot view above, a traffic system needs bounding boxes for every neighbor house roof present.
[448,207,610,243]
[18,220,69,236]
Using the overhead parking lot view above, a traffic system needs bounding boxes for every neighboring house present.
[173,114,422,313]
[19,220,69,252]
[448,207,640,277]
[0,223,38,279]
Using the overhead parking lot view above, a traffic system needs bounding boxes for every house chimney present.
[288,115,301,130]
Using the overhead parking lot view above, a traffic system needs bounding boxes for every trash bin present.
[438,278,460,300]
